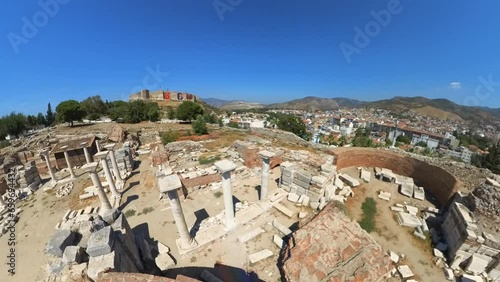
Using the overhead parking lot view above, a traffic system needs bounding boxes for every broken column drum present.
[94,151,120,199]
[60,145,76,179]
[259,150,276,201]
[40,149,57,183]
[157,173,196,250]
[215,160,237,229]
[82,162,112,213]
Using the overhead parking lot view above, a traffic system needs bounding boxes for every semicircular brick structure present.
[332,147,461,206]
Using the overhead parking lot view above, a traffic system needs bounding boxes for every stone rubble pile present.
[281,159,360,211]
[46,208,168,281]
[55,182,74,197]
[468,183,500,217]
[165,140,202,153]
[108,146,134,177]
[13,161,42,190]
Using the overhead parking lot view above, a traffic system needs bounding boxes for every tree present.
[126,100,148,123]
[276,114,307,139]
[1,112,27,137]
[166,106,176,119]
[46,103,55,126]
[108,101,128,121]
[176,101,204,122]
[81,95,108,118]
[204,113,217,124]
[192,116,208,135]
[145,102,160,122]
[36,112,46,126]
[27,115,37,128]
[55,100,87,127]
[415,141,427,147]
[482,143,500,174]
[217,118,223,127]
[396,135,411,144]
[227,121,240,129]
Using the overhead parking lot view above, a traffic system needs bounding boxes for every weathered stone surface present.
[86,226,115,257]
[62,246,85,264]
[87,251,119,281]
[282,202,392,282]
[155,253,176,271]
[101,208,119,224]
[468,184,500,216]
[45,229,76,257]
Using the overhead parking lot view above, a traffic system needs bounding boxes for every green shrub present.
[192,115,208,135]
[162,130,179,144]
[358,197,376,233]
[199,155,221,165]
[0,140,11,149]
[124,209,136,217]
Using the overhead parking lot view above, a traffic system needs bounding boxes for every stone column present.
[94,151,120,199]
[60,145,76,179]
[82,162,112,213]
[215,160,237,229]
[157,173,197,250]
[40,149,57,183]
[104,144,123,183]
[95,140,102,153]
[81,141,92,164]
[0,193,5,209]
[259,150,276,201]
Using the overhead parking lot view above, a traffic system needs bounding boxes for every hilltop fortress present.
[129,89,199,102]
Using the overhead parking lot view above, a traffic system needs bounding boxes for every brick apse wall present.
[332,148,461,206]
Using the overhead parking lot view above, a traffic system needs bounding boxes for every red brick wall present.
[97,272,201,282]
[180,173,222,189]
[332,148,460,206]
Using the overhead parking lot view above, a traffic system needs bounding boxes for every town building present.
[441,146,475,163]
[411,134,440,149]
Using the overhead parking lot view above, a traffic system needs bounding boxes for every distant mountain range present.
[201,96,500,124]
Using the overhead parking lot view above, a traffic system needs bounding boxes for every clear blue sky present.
[1,0,500,115]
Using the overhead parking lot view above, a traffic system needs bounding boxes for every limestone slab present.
[273,203,294,218]
[214,159,237,173]
[237,227,265,243]
[273,234,284,249]
[272,219,292,236]
[248,249,273,264]
[157,173,182,192]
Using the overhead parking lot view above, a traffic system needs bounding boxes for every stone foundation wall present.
[332,148,460,206]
